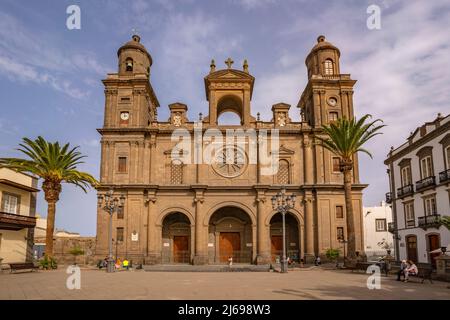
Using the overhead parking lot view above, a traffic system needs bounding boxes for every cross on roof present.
[132,27,139,35]
[225,57,234,69]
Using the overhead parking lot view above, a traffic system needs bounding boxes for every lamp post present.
[338,238,347,267]
[271,187,296,273]
[98,189,126,273]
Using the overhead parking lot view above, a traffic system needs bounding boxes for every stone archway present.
[161,212,191,264]
[269,212,300,263]
[208,206,253,264]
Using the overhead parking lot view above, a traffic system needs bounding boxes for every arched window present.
[125,58,133,72]
[324,59,333,75]
[170,160,183,184]
[277,159,290,184]
[217,111,241,125]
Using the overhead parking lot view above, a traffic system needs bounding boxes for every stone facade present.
[95,35,366,265]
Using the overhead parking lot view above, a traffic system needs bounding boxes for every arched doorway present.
[208,206,253,264]
[427,233,440,268]
[162,212,191,264]
[270,212,300,263]
[406,235,418,263]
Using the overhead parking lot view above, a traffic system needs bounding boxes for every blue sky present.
[1,0,449,235]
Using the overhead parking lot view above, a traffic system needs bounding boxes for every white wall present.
[363,202,393,257]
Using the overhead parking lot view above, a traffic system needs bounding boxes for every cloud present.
[231,0,278,10]
[0,10,106,99]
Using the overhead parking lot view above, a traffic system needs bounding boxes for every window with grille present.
[401,166,412,186]
[118,157,127,173]
[277,159,290,184]
[329,112,338,122]
[337,227,344,240]
[420,156,433,178]
[404,202,415,227]
[375,219,387,232]
[446,146,450,169]
[324,59,334,75]
[332,157,341,172]
[424,196,437,216]
[336,206,344,219]
[1,193,20,214]
[117,206,124,219]
[116,227,124,242]
[171,160,183,184]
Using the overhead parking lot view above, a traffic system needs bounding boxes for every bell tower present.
[203,58,255,126]
[102,34,159,129]
[298,35,356,128]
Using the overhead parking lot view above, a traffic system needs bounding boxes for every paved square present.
[0,267,449,300]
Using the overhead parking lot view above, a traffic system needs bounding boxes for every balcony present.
[388,222,395,233]
[418,214,441,229]
[0,211,36,231]
[439,169,450,183]
[397,184,414,198]
[416,176,436,192]
[385,192,393,204]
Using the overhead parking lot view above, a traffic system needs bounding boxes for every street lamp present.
[271,187,296,273]
[98,189,126,273]
[338,238,348,268]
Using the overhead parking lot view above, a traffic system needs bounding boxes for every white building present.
[385,113,450,266]
[363,202,393,260]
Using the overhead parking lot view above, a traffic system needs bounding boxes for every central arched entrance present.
[270,212,300,263]
[161,212,191,264]
[208,206,253,264]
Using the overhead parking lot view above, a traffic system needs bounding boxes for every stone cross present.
[225,57,234,69]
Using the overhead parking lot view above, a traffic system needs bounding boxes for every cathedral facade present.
[95,34,366,265]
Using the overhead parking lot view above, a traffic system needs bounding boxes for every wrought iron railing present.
[397,184,414,198]
[385,192,393,204]
[218,250,253,264]
[418,214,441,229]
[416,176,436,192]
[439,169,450,183]
[161,250,191,264]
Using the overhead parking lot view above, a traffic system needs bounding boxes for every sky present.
[0,0,449,236]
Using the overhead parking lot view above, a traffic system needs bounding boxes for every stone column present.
[146,191,159,264]
[256,194,270,264]
[303,135,313,184]
[193,195,207,264]
[304,194,315,263]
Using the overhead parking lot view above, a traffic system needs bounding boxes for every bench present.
[9,262,39,273]
[408,267,433,284]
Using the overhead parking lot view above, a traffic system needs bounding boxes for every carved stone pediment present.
[271,144,295,155]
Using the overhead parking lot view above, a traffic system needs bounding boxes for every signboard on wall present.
[131,231,139,242]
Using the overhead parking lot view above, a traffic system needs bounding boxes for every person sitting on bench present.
[404,260,418,282]
[396,260,409,281]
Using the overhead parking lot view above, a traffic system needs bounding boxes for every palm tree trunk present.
[343,167,356,266]
[42,180,61,259]
[45,200,56,257]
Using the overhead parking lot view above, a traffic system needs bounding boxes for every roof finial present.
[131,28,140,42]
[225,57,234,69]
[210,59,216,73]
[243,59,249,73]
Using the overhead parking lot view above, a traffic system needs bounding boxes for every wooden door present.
[271,235,283,262]
[406,235,418,263]
[173,236,189,263]
[219,232,240,262]
[428,234,440,267]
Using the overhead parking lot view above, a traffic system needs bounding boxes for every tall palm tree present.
[316,114,385,265]
[0,136,98,258]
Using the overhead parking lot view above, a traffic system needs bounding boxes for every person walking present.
[123,258,129,271]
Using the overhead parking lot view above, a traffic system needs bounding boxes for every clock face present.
[120,112,129,121]
[212,146,247,178]
[328,97,337,106]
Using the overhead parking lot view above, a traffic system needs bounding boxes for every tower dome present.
[117,35,153,76]
[305,35,341,78]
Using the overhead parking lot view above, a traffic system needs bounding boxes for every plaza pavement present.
[0,266,449,300]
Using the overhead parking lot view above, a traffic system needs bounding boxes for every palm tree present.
[0,136,98,258]
[316,114,385,265]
